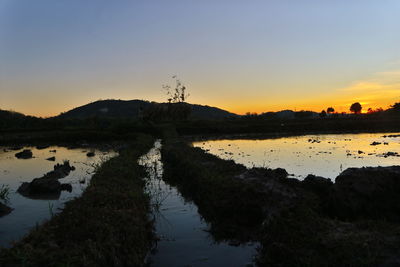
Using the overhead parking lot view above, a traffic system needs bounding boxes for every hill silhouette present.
[57,99,238,120]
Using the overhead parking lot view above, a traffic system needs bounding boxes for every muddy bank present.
[0,135,155,267]
[17,161,75,198]
[162,138,400,266]
[0,203,12,217]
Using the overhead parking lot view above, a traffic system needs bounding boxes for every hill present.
[57,99,238,120]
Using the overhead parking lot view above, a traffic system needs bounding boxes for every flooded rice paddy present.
[0,146,115,247]
[139,140,257,267]
[193,133,400,180]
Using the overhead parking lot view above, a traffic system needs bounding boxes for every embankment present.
[162,138,400,266]
[0,134,155,267]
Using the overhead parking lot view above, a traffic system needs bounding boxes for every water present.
[193,132,400,180]
[139,140,257,267]
[0,146,116,247]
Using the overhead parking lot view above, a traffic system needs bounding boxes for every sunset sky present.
[1,0,399,117]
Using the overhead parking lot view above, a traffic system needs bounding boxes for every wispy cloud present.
[337,69,400,107]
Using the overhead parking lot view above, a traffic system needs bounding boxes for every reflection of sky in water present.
[139,141,257,267]
[0,146,116,247]
[193,133,400,180]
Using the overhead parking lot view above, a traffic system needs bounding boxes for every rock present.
[46,156,56,161]
[49,150,57,153]
[0,202,12,217]
[9,146,23,151]
[60,183,72,192]
[333,166,400,221]
[17,161,75,199]
[86,152,95,157]
[303,175,333,190]
[15,149,33,159]
[44,161,75,179]
[18,177,72,197]
[36,145,50,150]
[234,167,298,224]
[370,141,381,146]
[382,152,399,157]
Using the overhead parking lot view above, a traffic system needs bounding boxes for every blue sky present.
[1,0,399,116]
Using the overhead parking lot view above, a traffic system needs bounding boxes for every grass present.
[161,136,400,266]
[161,137,266,242]
[0,185,10,204]
[0,134,155,267]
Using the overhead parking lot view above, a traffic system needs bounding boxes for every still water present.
[139,141,257,267]
[193,133,400,180]
[0,146,115,247]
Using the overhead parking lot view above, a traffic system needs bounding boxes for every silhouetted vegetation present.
[327,107,335,114]
[350,102,362,114]
[0,134,155,266]
[161,137,400,266]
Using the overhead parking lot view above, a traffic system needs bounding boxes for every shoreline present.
[162,137,400,266]
[0,134,155,266]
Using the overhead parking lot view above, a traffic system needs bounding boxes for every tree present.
[320,110,327,117]
[144,75,192,121]
[327,107,335,114]
[350,102,362,114]
[392,102,400,111]
[163,75,189,104]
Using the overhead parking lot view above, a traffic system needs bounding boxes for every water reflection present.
[0,146,116,247]
[139,140,257,267]
[193,132,400,180]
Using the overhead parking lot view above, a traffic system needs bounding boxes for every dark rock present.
[15,149,33,159]
[60,183,72,192]
[0,202,12,217]
[18,177,72,198]
[49,150,57,153]
[17,161,75,199]
[333,166,400,221]
[86,152,95,157]
[9,146,23,151]
[303,174,333,192]
[43,161,75,179]
[36,145,50,150]
[370,141,381,146]
[25,178,61,194]
[46,156,56,161]
[382,152,399,157]
[234,167,297,224]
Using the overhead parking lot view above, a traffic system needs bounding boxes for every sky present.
[1,0,400,117]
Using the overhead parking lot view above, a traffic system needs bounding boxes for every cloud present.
[338,70,400,105]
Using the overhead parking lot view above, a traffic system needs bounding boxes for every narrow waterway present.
[139,140,257,267]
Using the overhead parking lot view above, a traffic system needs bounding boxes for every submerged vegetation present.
[0,134,155,266]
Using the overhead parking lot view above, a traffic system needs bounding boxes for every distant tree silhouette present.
[143,75,192,121]
[163,75,189,104]
[392,102,400,112]
[350,102,362,114]
[320,110,327,117]
[327,107,335,114]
